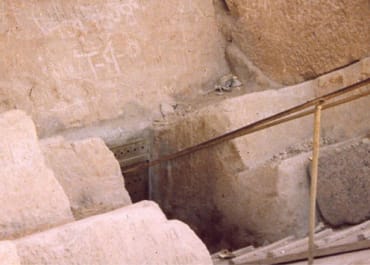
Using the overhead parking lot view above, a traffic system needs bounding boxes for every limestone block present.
[41,137,132,219]
[361,57,370,79]
[0,241,20,265]
[0,110,74,239]
[15,201,213,265]
[152,82,316,250]
[215,153,311,246]
[319,61,370,141]
[314,61,370,141]
[315,59,366,97]
[0,0,228,137]
[223,0,369,85]
[316,138,370,226]
[316,70,345,97]
[225,43,280,92]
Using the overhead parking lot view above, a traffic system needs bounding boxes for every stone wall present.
[40,136,132,219]
[0,0,228,137]
[220,0,369,85]
[151,59,370,251]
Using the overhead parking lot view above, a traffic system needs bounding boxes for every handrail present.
[123,77,370,173]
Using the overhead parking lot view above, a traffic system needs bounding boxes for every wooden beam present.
[308,102,323,265]
[241,240,370,265]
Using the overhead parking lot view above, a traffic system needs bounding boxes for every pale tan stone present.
[316,138,370,226]
[0,241,20,265]
[317,71,345,96]
[0,110,73,239]
[15,201,213,265]
[215,153,311,246]
[225,43,281,92]
[152,81,315,250]
[312,59,370,141]
[315,59,366,97]
[361,57,370,78]
[41,137,132,219]
[0,0,228,137]
[222,0,369,85]
[151,62,370,250]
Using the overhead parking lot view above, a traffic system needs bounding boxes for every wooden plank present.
[308,103,323,265]
[241,239,370,265]
[315,220,370,247]
[232,236,295,264]
[232,246,255,256]
[267,229,333,258]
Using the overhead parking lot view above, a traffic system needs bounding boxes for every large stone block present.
[0,110,74,239]
[152,82,315,250]
[315,58,367,97]
[222,0,369,85]
[214,153,311,246]
[41,137,132,219]
[0,0,228,137]
[0,241,20,265]
[151,61,369,250]
[316,137,370,226]
[15,201,213,265]
[225,43,280,92]
[314,58,370,141]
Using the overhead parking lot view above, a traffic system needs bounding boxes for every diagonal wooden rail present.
[122,77,370,173]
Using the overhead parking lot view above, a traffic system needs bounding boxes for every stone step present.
[214,221,370,265]
[0,110,74,240]
[40,136,132,219]
[11,201,212,265]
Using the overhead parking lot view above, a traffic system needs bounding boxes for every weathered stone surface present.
[152,81,315,251]
[0,0,228,137]
[222,0,369,85]
[215,153,311,246]
[314,58,370,141]
[15,201,213,265]
[41,137,132,219]
[361,57,370,79]
[225,43,280,92]
[152,61,370,250]
[0,241,20,265]
[0,110,74,239]
[315,58,367,97]
[316,138,370,226]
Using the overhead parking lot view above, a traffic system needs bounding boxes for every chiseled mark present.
[31,9,49,36]
[30,0,142,37]
[49,98,87,114]
[30,0,85,38]
[72,39,123,79]
[115,0,140,25]
[103,40,122,75]
[78,0,141,31]
[126,40,141,59]
[74,50,99,80]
